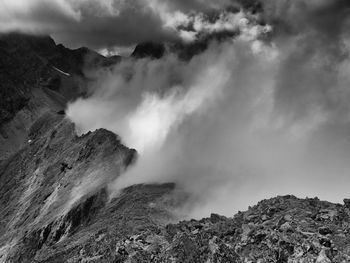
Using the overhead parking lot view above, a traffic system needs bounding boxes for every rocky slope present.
[0,112,178,262]
[0,33,119,159]
[109,195,350,263]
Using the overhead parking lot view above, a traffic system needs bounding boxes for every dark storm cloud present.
[0,0,177,49]
[158,0,232,12]
[0,0,238,50]
[0,0,78,31]
[51,6,177,49]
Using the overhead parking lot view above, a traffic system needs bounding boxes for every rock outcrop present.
[103,195,350,263]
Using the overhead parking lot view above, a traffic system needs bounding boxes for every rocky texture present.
[0,33,77,159]
[0,33,82,123]
[4,180,350,263]
[99,196,350,263]
[0,112,180,262]
[0,33,121,159]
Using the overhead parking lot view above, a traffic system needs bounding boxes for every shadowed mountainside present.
[0,33,121,160]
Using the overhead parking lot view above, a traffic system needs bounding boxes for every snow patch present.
[53,66,71,76]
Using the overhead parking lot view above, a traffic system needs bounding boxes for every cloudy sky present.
[2,0,350,218]
[0,0,238,52]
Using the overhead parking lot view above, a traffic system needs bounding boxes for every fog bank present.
[67,1,350,218]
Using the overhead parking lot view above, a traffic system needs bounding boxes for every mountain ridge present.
[1,32,350,263]
[0,32,121,160]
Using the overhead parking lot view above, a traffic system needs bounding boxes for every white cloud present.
[66,1,350,218]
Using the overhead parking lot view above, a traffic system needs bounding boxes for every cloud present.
[65,1,350,219]
[163,9,271,43]
[0,0,81,32]
[0,0,173,49]
[262,0,350,36]
[66,21,278,218]
[0,0,243,50]
[261,0,350,124]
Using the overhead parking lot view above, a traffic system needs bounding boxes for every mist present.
[66,2,350,218]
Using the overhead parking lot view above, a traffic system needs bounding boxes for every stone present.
[316,249,331,263]
[343,199,350,208]
[280,222,293,232]
[318,227,332,236]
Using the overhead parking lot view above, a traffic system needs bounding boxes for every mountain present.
[0,33,178,262]
[131,42,166,59]
[131,30,241,62]
[131,34,236,62]
[0,33,120,160]
[1,33,350,263]
[0,111,176,262]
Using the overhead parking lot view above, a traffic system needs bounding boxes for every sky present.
[0,0,238,53]
[2,0,350,218]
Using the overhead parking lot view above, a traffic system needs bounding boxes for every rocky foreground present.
[111,196,350,263]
